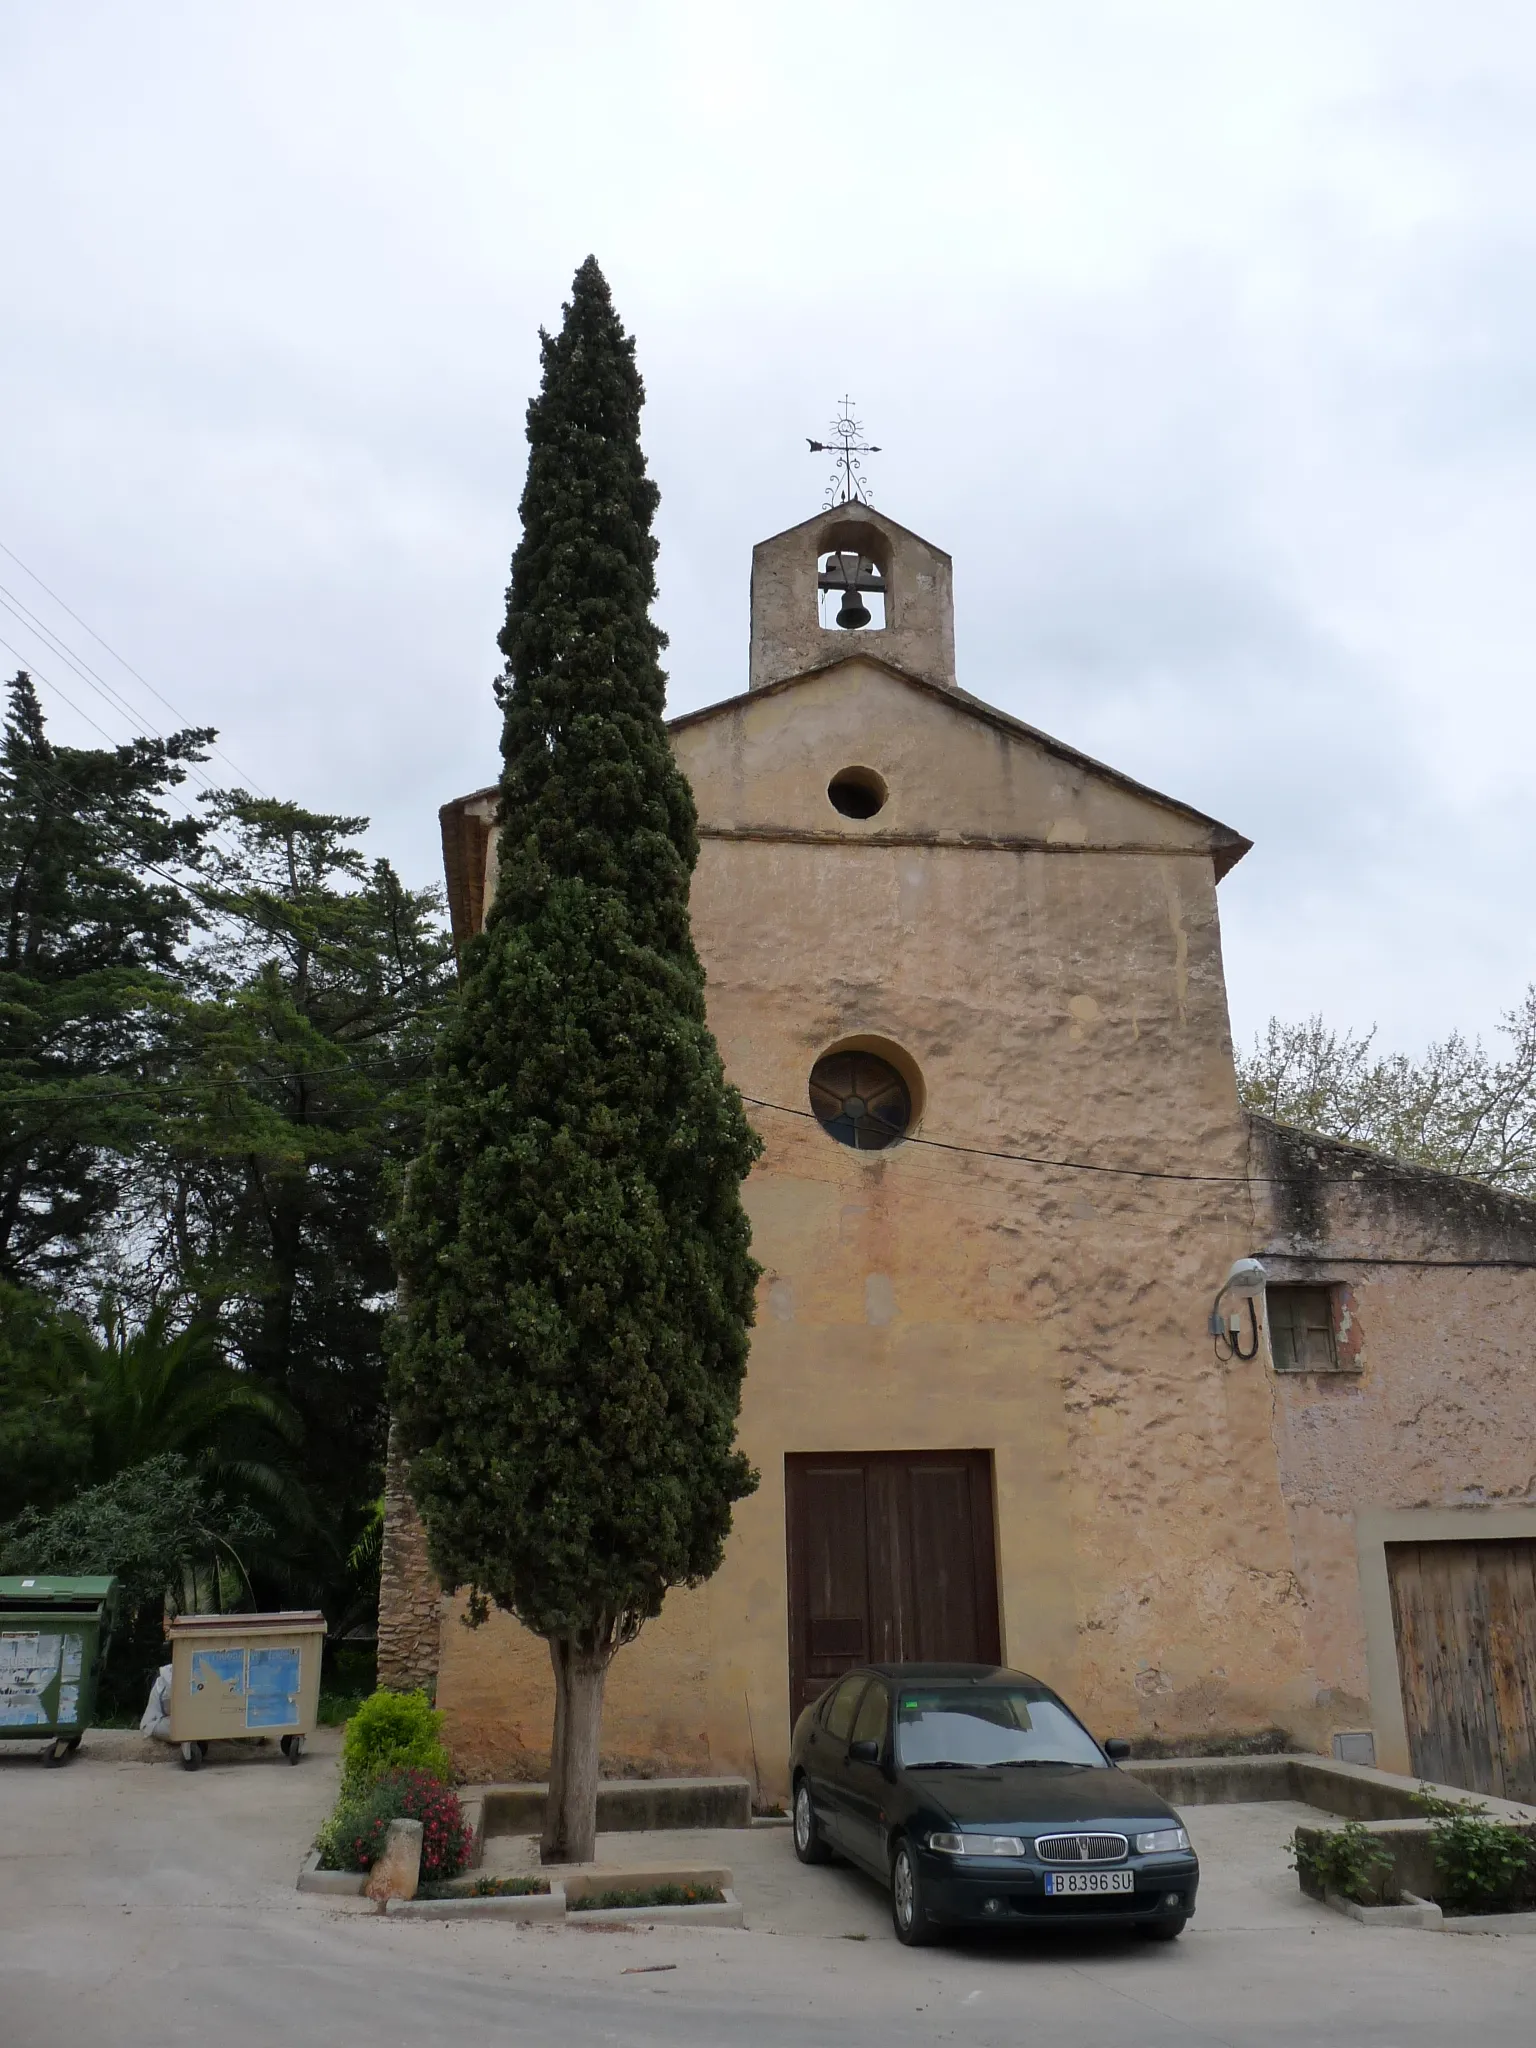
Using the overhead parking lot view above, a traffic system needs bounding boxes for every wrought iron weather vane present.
[807,397,881,509]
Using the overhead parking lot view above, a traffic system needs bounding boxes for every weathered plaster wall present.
[430,668,1318,1791]
[674,658,1235,858]
[1250,1119,1536,1752]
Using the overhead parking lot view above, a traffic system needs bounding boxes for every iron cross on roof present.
[807,397,881,508]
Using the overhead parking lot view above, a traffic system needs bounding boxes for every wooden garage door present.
[1387,1539,1536,1801]
[784,1451,1001,1724]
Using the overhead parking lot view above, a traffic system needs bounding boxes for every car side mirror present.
[1103,1738,1131,1762]
[847,1738,881,1765]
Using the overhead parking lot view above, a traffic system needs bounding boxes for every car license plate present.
[1044,1869,1134,1896]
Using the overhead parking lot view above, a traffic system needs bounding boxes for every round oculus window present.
[809,1049,912,1151]
[827,768,887,819]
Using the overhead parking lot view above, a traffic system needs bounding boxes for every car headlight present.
[926,1832,1028,1857]
[1135,1827,1191,1854]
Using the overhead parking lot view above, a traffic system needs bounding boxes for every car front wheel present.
[793,1779,832,1865]
[891,1839,938,1946]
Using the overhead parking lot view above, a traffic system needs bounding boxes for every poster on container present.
[0,1632,61,1727]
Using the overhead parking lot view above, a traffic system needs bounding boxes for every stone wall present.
[377,1422,442,1694]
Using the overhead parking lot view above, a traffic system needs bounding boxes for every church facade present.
[382,504,1536,1804]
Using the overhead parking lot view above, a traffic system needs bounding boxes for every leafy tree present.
[0,672,210,1286]
[128,794,456,1606]
[0,1453,271,1713]
[0,1281,90,1516]
[0,680,452,1629]
[391,258,761,1863]
[1238,990,1536,1195]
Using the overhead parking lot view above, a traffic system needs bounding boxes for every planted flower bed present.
[1294,1788,1536,1925]
[310,1690,471,1885]
[418,1875,550,1901]
[317,1767,470,1881]
[569,1882,726,1913]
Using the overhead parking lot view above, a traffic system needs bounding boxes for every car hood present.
[912,1765,1181,1830]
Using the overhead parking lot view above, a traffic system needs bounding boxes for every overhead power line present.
[0,582,224,799]
[0,636,246,856]
[0,1052,1531,1244]
[735,1092,1536,1209]
[0,537,272,796]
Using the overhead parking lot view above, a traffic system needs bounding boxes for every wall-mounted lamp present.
[1209,1257,1266,1362]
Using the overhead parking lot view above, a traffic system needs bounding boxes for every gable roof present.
[669,653,1252,879]
[753,500,954,561]
[439,656,1251,943]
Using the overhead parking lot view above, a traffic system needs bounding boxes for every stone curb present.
[1324,1889,1442,1929]
[1324,1889,1536,1933]
[476,1777,752,1838]
[1442,1908,1536,1935]
[566,1889,744,1929]
[297,1849,742,1929]
[296,1849,367,1896]
[385,1886,565,1922]
[1131,1752,1536,1826]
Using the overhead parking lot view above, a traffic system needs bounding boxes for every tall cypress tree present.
[390,258,761,1862]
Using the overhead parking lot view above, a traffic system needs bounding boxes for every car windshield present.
[894,1688,1106,1770]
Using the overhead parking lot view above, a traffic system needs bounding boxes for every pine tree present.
[390,258,761,1863]
[143,793,457,1619]
[0,672,212,1285]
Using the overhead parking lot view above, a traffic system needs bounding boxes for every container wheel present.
[43,1737,70,1767]
[181,1741,202,1771]
[65,1736,82,1753]
[285,1733,305,1764]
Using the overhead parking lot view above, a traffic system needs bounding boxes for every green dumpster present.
[0,1575,118,1765]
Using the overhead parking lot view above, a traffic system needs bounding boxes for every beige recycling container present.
[168,1610,326,1770]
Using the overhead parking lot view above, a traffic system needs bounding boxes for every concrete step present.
[477,1775,752,1837]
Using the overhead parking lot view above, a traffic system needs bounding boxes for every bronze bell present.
[836,589,872,630]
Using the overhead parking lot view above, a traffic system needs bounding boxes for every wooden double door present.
[1388,1539,1536,1801]
[784,1450,1001,1724]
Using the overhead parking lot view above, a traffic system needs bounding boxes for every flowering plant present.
[318,1768,469,1881]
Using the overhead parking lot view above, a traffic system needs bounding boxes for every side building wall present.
[1250,1117,1536,1771]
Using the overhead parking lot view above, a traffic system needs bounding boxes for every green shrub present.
[1292,1820,1395,1904]
[317,1769,469,1882]
[1411,1792,1536,1914]
[338,1687,451,1796]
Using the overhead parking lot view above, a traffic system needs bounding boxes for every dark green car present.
[790,1662,1199,1946]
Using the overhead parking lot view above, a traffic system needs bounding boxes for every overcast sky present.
[3,2,1534,1056]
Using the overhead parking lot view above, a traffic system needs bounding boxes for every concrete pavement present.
[1,1730,1529,2047]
